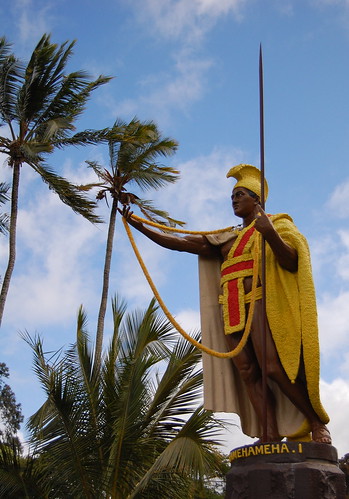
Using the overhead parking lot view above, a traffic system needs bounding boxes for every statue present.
[123,163,331,444]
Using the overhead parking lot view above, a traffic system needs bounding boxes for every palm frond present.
[0,182,10,235]
[13,33,110,144]
[30,161,102,223]
[0,37,14,63]
[25,333,101,496]
[108,118,179,189]
[0,135,11,151]
[0,38,23,127]
[85,159,104,177]
[116,136,179,190]
[0,438,56,498]
[127,407,225,498]
[32,75,112,142]
[53,126,112,148]
[19,141,52,161]
[144,332,203,434]
[118,299,174,363]
[16,34,73,124]
[104,295,127,366]
[35,116,75,141]
[76,305,95,385]
[134,198,185,227]
[0,214,9,235]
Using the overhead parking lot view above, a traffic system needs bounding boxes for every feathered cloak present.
[199,214,329,439]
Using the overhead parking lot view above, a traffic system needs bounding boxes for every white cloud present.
[334,229,349,280]
[104,52,213,124]
[175,308,201,331]
[341,351,349,376]
[272,0,294,16]
[0,160,108,333]
[62,154,108,186]
[312,0,348,6]
[310,226,349,373]
[116,233,170,306]
[321,378,349,458]
[318,291,349,361]
[326,177,349,218]
[309,228,349,295]
[3,190,102,329]
[131,0,247,43]
[144,54,213,115]
[12,0,55,45]
[309,233,338,279]
[108,0,246,121]
[154,146,248,229]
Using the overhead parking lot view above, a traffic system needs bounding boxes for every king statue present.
[123,164,331,444]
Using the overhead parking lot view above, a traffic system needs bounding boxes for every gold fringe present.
[131,213,239,235]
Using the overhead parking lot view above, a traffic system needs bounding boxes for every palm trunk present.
[0,161,20,326]
[94,197,118,372]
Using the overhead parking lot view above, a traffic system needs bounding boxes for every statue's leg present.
[250,301,331,444]
[225,332,281,441]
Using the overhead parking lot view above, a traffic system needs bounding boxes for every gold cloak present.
[199,214,329,439]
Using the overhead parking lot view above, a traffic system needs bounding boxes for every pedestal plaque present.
[225,441,345,498]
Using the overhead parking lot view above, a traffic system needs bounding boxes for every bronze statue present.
[123,164,331,444]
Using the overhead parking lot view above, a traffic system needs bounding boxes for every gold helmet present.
[227,163,268,201]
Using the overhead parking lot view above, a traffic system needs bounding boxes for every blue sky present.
[1,0,349,456]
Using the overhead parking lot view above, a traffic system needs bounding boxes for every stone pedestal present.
[225,441,345,498]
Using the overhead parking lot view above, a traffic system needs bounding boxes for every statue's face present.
[231,187,258,219]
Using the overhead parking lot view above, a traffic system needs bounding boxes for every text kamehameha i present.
[229,442,303,462]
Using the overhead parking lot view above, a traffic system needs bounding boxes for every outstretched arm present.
[121,206,218,258]
[254,206,298,272]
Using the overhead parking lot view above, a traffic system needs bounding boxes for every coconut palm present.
[0,34,112,326]
[83,118,180,371]
[24,298,227,498]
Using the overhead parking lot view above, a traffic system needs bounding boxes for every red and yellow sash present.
[219,224,257,334]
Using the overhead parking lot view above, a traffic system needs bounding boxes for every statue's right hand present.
[121,205,144,231]
[121,205,133,220]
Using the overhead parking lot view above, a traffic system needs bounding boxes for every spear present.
[259,44,268,442]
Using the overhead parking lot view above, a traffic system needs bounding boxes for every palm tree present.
[24,298,227,498]
[0,34,112,326]
[83,118,180,371]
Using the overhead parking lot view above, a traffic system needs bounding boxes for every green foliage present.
[0,365,31,498]
[0,363,23,441]
[18,298,228,498]
[84,117,181,226]
[0,439,63,498]
[0,33,110,223]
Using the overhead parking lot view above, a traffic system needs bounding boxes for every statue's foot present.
[254,434,282,444]
[311,424,332,444]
